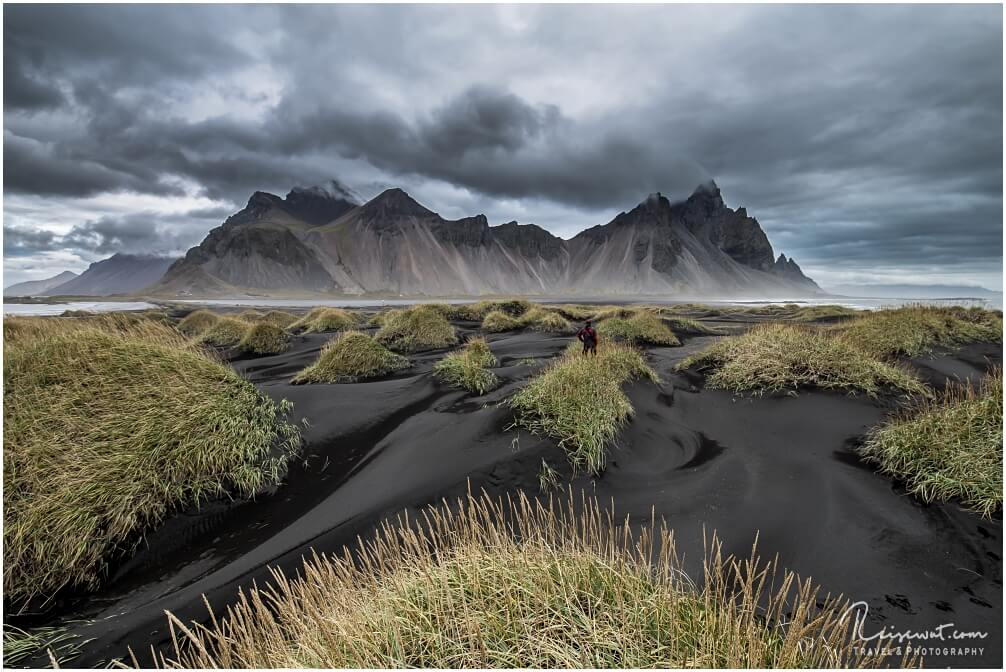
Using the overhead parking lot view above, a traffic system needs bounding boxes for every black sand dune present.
[12,312,1002,668]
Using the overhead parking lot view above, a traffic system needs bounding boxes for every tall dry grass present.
[3,314,301,608]
[859,367,1002,517]
[509,342,657,473]
[154,490,899,669]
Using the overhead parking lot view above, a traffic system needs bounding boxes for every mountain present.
[4,271,78,297]
[44,254,178,296]
[153,181,820,298]
[826,283,1003,300]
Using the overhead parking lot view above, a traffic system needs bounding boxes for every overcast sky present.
[4,4,1002,290]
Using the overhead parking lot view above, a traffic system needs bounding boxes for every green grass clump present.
[677,323,926,397]
[367,309,402,328]
[163,490,885,669]
[235,309,266,322]
[858,368,1002,517]
[199,316,250,347]
[238,323,290,355]
[790,305,860,322]
[375,305,458,353]
[509,343,657,473]
[177,309,220,337]
[289,307,358,334]
[443,303,488,321]
[835,306,1002,359]
[259,310,299,328]
[544,303,597,321]
[433,337,499,394]
[482,310,522,333]
[3,317,301,607]
[598,312,680,346]
[519,306,574,333]
[3,625,82,667]
[592,305,641,322]
[293,331,409,383]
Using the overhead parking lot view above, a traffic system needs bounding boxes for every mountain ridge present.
[147,181,820,298]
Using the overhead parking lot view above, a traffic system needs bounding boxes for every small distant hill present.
[826,283,1003,300]
[43,254,177,296]
[4,271,79,297]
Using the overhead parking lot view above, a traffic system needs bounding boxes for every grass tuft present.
[858,368,1002,517]
[598,312,680,346]
[677,323,926,397]
[235,309,266,322]
[160,490,893,669]
[520,306,575,333]
[509,343,657,473]
[176,309,219,337]
[433,337,499,394]
[482,310,523,333]
[3,625,82,667]
[292,331,409,383]
[834,306,1002,359]
[375,305,457,352]
[258,310,299,328]
[289,307,357,334]
[3,316,301,608]
[198,316,250,347]
[238,322,290,356]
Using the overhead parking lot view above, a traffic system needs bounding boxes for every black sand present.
[11,312,1002,668]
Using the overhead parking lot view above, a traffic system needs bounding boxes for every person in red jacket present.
[577,320,598,357]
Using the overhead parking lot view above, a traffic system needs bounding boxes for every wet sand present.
[12,310,1002,668]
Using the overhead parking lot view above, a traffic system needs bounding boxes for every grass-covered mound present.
[367,309,402,328]
[433,337,499,394]
[289,307,357,334]
[510,343,657,473]
[199,316,250,347]
[292,331,409,383]
[598,312,680,346]
[3,316,301,607]
[482,309,522,333]
[678,323,926,397]
[834,305,1002,359]
[177,309,219,337]
[257,310,298,328]
[238,323,290,355]
[235,309,266,322]
[163,491,883,669]
[858,368,1002,517]
[592,305,641,322]
[376,305,457,352]
[520,306,574,333]
[545,303,597,321]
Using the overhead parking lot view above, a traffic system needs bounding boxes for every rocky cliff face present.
[153,181,820,297]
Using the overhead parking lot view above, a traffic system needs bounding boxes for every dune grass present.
[677,323,927,397]
[3,625,82,667]
[176,309,219,337]
[509,343,657,473]
[598,312,680,346]
[238,323,290,356]
[158,490,889,669]
[258,310,299,328]
[198,316,250,347]
[375,305,458,352]
[292,331,409,383]
[289,307,358,334]
[858,368,1002,517]
[544,303,597,321]
[520,306,575,333]
[3,316,301,608]
[482,310,523,333]
[790,305,860,322]
[592,305,641,322]
[433,337,499,394]
[367,308,402,328]
[235,309,266,322]
[834,305,1002,359]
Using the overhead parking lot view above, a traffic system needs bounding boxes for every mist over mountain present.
[45,254,178,296]
[4,270,79,297]
[152,181,819,298]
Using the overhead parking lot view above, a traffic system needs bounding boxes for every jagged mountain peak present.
[360,188,436,218]
[286,179,358,204]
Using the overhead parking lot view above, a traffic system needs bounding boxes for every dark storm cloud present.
[2,3,1002,287]
[4,225,56,257]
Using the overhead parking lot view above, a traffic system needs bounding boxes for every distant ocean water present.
[3,295,999,316]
